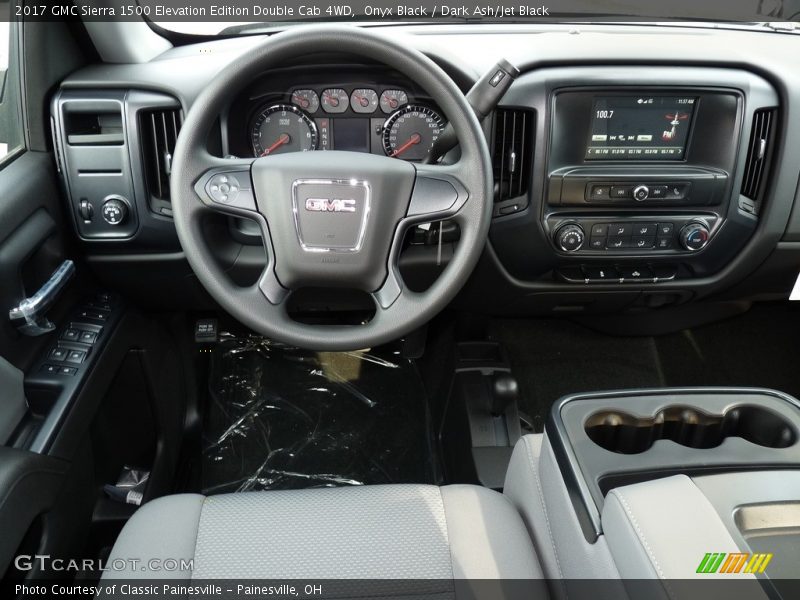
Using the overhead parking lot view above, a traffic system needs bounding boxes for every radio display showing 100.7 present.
[585,96,698,160]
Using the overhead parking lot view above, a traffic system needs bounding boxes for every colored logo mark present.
[696,552,773,574]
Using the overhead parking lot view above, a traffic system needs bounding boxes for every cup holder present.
[585,405,797,454]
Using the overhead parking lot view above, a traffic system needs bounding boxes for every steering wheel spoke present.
[407,163,470,223]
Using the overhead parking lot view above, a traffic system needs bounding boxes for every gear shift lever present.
[491,372,519,416]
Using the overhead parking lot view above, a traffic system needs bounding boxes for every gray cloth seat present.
[103,484,543,580]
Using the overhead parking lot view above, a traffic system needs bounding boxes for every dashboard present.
[224,67,445,162]
[49,25,800,322]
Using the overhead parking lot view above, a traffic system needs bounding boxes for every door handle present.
[8,260,75,336]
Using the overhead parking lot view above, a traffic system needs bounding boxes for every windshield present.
[148,0,800,35]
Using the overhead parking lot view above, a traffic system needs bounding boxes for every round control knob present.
[101,197,129,226]
[680,223,710,251]
[632,185,650,201]
[555,224,585,252]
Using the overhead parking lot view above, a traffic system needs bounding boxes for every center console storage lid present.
[546,388,800,541]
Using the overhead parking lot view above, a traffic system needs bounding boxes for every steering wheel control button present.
[101,196,128,225]
[205,171,256,211]
[680,223,711,251]
[555,224,585,252]
[633,185,650,201]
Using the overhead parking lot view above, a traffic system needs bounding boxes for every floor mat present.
[489,303,800,425]
[202,333,439,494]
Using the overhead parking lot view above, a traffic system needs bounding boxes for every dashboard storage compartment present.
[546,388,800,541]
[585,404,797,454]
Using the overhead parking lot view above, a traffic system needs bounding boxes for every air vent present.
[491,109,534,202]
[740,108,776,214]
[140,107,182,204]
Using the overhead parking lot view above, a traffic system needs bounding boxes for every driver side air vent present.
[491,108,534,204]
[140,107,183,212]
[740,108,776,215]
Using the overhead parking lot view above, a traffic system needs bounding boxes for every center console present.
[503,389,800,598]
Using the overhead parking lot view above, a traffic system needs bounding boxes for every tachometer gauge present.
[251,104,317,157]
[382,105,444,161]
[291,89,319,113]
[380,90,408,114]
[350,89,379,113]
[321,88,349,113]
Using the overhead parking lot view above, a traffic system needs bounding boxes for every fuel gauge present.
[291,89,319,113]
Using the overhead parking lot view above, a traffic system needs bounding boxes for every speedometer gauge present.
[251,104,318,157]
[382,105,444,161]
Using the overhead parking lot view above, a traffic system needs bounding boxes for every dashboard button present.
[607,236,628,249]
[656,237,674,249]
[589,185,611,200]
[591,224,608,237]
[650,185,668,199]
[609,223,632,236]
[619,267,653,281]
[665,183,690,200]
[583,266,619,282]
[589,237,606,250]
[657,223,675,236]
[610,185,633,199]
[632,223,657,237]
[631,236,656,249]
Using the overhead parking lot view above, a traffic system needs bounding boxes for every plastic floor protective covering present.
[202,333,438,494]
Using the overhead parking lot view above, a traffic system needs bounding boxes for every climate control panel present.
[550,215,718,255]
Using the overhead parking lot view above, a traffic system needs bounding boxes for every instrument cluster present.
[247,86,445,162]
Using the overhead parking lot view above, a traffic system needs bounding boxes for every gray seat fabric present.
[103,484,543,580]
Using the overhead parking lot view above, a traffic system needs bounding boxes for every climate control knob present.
[680,223,710,251]
[555,224,585,252]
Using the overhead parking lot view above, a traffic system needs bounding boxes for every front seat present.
[103,484,543,580]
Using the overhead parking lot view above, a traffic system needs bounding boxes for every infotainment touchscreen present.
[585,96,697,160]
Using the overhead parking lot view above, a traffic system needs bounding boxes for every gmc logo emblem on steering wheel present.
[305,198,357,213]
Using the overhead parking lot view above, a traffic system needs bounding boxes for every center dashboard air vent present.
[491,109,534,214]
[739,108,776,215]
[139,107,182,214]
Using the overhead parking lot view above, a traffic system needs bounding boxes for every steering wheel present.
[171,26,493,350]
